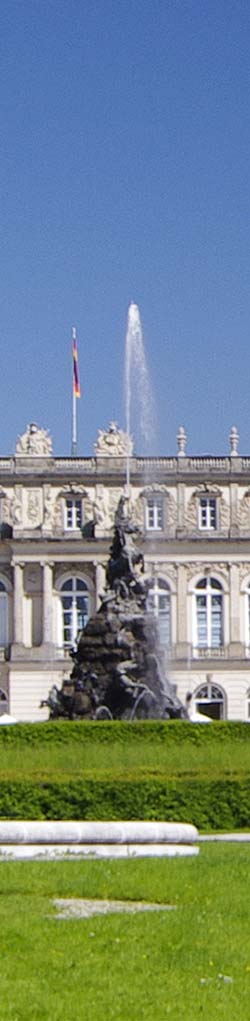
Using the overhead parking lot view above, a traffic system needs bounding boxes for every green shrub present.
[0,719,250,746]
[0,774,250,830]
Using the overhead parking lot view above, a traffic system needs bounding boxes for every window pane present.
[196,595,207,646]
[146,497,163,530]
[199,496,217,529]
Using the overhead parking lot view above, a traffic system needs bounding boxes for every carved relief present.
[43,486,55,527]
[16,423,52,457]
[83,490,95,523]
[27,490,41,524]
[95,422,133,457]
[0,489,11,525]
[93,486,111,529]
[186,562,229,584]
[159,563,177,585]
[54,498,63,530]
[238,490,250,531]
[186,484,229,531]
[11,486,23,525]
[109,489,124,526]
[239,563,250,584]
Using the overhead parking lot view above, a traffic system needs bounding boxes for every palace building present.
[1,420,250,722]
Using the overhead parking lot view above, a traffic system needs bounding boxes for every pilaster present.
[176,563,189,658]
[42,561,54,645]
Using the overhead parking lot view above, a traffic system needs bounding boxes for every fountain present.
[124,302,155,490]
[42,495,187,721]
[41,304,187,721]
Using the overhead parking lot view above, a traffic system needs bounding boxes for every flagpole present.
[71,327,77,457]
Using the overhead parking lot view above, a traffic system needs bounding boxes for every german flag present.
[72,328,81,398]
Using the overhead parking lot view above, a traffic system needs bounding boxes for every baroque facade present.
[1,421,250,721]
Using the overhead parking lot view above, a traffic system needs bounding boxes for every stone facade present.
[0,422,250,720]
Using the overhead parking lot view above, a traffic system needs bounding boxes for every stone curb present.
[0,821,198,845]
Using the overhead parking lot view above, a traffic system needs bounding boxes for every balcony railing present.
[192,646,229,659]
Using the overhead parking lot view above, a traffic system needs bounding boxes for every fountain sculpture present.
[41,304,187,721]
[42,495,187,721]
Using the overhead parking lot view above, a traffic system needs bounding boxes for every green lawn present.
[1,721,250,781]
[0,844,249,1020]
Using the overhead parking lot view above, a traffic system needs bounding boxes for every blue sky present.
[1,0,250,457]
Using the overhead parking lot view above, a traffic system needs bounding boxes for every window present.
[0,581,8,647]
[194,681,225,720]
[60,577,89,648]
[198,496,217,530]
[65,498,82,531]
[147,578,170,647]
[146,496,164,531]
[194,577,223,650]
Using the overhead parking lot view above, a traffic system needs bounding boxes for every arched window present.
[194,681,225,720]
[0,580,9,647]
[147,578,170,647]
[60,578,89,649]
[194,577,223,650]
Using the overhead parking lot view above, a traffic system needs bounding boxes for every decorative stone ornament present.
[94,422,133,457]
[230,426,239,456]
[15,424,53,457]
[177,426,187,456]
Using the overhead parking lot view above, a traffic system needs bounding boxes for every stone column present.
[42,561,54,644]
[94,562,106,610]
[13,561,25,645]
[176,564,189,659]
[229,563,243,657]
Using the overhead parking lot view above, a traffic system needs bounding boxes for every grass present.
[1,723,250,781]
[0,844,250,1019]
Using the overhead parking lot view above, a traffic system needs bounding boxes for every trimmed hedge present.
[0,775,250,830]
[0,722,250,830]
[0,720,250,745]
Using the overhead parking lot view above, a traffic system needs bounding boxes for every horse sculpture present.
[106,495,144,598]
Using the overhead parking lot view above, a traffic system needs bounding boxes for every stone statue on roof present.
[94,421,133,457]
[15,423,53,457]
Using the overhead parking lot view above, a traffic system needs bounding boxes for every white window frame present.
[193,577,223,651]
[147,578,171,647]
[146,495,164,531]
[64,497,83,531]
[198,496,217,531]
[194,681,225,720]
[59,576,89,649]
